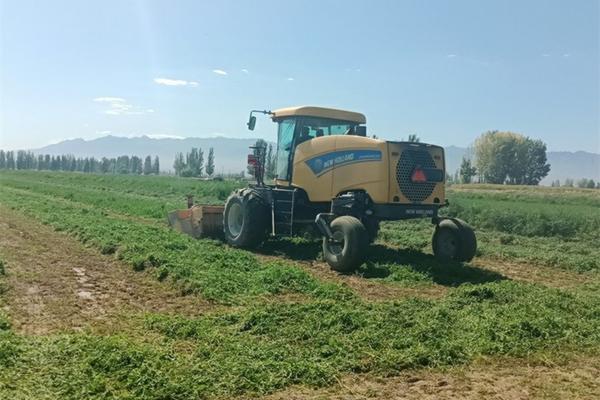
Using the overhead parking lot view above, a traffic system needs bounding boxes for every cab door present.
[274,118,296,185]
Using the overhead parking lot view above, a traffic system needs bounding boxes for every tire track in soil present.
[257,252,447,302]
[257,244,595,302]
[0,205,211,335]
[471,258,594,290]
[261,355,600,400]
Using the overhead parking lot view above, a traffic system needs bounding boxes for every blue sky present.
[1,0,598,152]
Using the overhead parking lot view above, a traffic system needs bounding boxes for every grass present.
[0,170,599,398]
[380,218,600,273]
[0,281,598,398]
[0,260,14,362]
[0,185,348,304]
[0,170,237,209]
[5,170,597,272]
[450,183,600,207]
[446,192,600,239]
[379,184,600,272]
[261,238,506,287]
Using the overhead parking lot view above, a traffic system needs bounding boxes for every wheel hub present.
[227,202,243,238]
[438,230,457,256]
[327,231,345,256]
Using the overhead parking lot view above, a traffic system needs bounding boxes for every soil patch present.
[263,355,600,400]
[0,205,210,335]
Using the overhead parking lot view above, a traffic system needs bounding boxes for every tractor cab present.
[248,106,367,184]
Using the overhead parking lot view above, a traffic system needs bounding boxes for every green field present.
[0,170,599,399]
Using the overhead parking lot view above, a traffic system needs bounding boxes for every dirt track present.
[263,355,600,400]
[0,205,208,335]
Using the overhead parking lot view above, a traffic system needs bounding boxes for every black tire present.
[322,216,368,272]
[223,189,269,248]
[432,218,477,262]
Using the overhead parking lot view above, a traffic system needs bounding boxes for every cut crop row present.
[0,186,349,304]
[1,281,598,399]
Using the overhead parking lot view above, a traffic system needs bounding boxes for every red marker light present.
[411,168,427,183]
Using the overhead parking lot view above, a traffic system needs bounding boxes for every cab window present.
[276,117,360,180]
[294,117,358,144]
[276,118,296,180]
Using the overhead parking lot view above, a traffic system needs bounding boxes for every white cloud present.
[287,77,295,81]
[563,53,570,58]
[212,69,228,75]
[241,69,249,74]
[154,77,198,86]
[447,54,457,58]
[147,134,185,140]
[542,53,551,57]
[104,102,134,115]
[93,97,153,116]
[94,97,126,103]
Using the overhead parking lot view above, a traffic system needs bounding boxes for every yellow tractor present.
[220,105,477,271]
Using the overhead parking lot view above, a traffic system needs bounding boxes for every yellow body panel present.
[330,136,389,203]
[291,136,337,201]
[291,137,445,205]
[292,136,388,203]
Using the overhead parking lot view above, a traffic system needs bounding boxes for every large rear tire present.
[432,218,477,262]
[322,216,368,272]
[223,189,269,248]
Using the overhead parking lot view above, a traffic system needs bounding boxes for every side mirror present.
[247,115,257,130]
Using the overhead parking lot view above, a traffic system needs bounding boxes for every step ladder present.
[271,188,296,236]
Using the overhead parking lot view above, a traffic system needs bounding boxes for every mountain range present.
[33,135,600,185]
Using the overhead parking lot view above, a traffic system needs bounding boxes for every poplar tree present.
[143,155,153,175]
[206,148,215,176]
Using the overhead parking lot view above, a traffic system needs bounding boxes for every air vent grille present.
[395,149,437,202]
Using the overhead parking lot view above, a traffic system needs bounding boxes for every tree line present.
[550,178,599,189]
[456,130,551,185]
[173,147,215,177]
[453,132,598,188]
[0,150,160,175]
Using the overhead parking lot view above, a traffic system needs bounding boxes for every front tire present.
[432,218,477,262]
[322,216,368,272]
[223,190,269,248]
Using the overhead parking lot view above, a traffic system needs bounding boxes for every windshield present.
[295,117,358,141]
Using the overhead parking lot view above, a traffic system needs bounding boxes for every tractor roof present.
[271,106,366,124]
